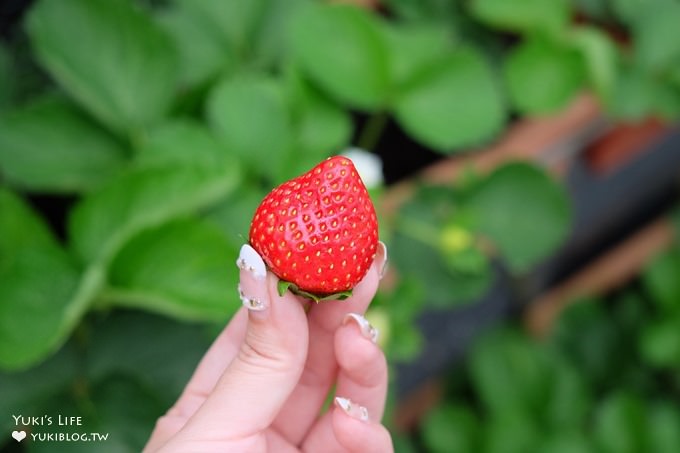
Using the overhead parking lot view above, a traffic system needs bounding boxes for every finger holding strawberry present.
[144,156,392,452]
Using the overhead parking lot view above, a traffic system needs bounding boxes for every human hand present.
[144,242,392,452]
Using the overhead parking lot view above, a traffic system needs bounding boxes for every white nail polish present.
[343,313,379,344]
[376,241,388,280]
[236,244,267,280]
[335,397,369,422]
[236,244,269,312]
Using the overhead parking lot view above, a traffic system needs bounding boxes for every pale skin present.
[144,243,392,452]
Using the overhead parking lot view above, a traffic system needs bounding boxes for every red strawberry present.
[249,156,379,300]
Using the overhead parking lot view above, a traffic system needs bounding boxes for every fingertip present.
[332,402,394,453]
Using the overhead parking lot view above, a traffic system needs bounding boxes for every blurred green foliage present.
[411,225,680,453]
[0,0,679,450]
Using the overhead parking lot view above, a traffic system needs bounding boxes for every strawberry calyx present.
[277,280,353,303]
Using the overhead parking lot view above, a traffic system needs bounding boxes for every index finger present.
[144,307,248,451]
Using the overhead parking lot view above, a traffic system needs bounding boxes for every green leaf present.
[469,329,552,417]
[28,376,165,453]
[290,74,352,157]
[0,96,126,193]
[289,3,391,110]
[393,188,492,305]
[208,185,268,243]
[544,358,591,429]
[86,310,212,405]
[466,162,570,273]
[394,47,505,152]
[383,22,455,89]
[156,5,232,87]
[0,44,13,111]
[135,119,233,170]
[207,74,292,179]
[421,404,479,453]
[172,0,267,59]
[633,2,680,72]
[642,249,680,313]
[0,189,80,370]
[504,37,586,115]
[469,0,570,34]
[538,432,594,453]
[639,317,680,367]
[648,402,680,453]
[550,300,629,388]
[609,0,647,24]
[484,415,541,453]
[69,163,240,266]
[391,230,492,307]
[606,65,680,120]
[26,0,178,135]
[107,219,240,322]
[593,392,648,453]
[0,343,78,431]
[571,26,619,102]
[252,0,313,69]
[282,66,351,178]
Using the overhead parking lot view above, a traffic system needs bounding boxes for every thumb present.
[179,244,309,441]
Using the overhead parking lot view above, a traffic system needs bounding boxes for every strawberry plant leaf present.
[383,22,455,90]
[283,66,352,178]
[207,74,292,180]
[69,162,240,266]
[0,96,126,193]
[0,343,78,431]
[289,3,391,111]
[394,47,505,152]
[571,26,619,103]
[504,37,586,115]
[466,162,570,273]
[593,392,648,453]
[0,44,13,111]
[648,403,680,453]
[632,1,680,72]
[30,376,165,453]
[86,311,212,406]
[26,0,178,136]
[639,317,680,368]
[156,5,232,88]
[642,249,680,314]
[0,189,80,370]
[170,0,267,60]
[135,120,232,170]
[470,329,552,418]
[106,219,240,322]
[469,0,570,35]
[421,404,480,453]
[252,0,313,69]
[208,185,268,243]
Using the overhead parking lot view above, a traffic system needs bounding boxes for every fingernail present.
[343,313,379,344]
[376,241,388,280]
[236,244,269,312]
[334,396,369,422]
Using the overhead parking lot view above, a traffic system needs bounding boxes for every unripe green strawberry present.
[249,156,379,299]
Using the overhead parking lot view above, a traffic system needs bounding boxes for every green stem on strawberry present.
[277,280,353,303]
[357,112,388,151]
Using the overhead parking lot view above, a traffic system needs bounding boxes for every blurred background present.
[1,0,680,451]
